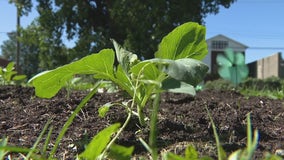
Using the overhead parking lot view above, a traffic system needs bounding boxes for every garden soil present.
[0,85,283,159]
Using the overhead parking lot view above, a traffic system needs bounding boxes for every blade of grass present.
[0,146,31,153]
[0,137,8,159]
[26,119,52,159]
[42,125,53,157]
[244,113,259,159]
[49,82,102,159]
[205,106,226,160]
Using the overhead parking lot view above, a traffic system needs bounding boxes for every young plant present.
[29,22,209,159]
[0,62,27,85]
[228,113,259,160]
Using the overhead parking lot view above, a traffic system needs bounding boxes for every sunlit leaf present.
[185,145,199,159]
[12,75,27,81]
[98,103,113,118]
[29,49,115,98]
[79,123,121,159]
[112,39,139,72]
[155,22,207,60]
[5,62,15,72]
[109,144,134,160]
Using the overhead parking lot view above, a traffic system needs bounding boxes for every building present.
[0,57,10,68]
[204,34,248,74]
[248,52,284,79]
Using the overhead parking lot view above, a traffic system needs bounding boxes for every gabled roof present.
[206,34,249,49]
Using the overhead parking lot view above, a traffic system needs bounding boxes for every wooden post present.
[16,2,21,73]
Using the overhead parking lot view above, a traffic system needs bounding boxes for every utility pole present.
[16,1,21,73]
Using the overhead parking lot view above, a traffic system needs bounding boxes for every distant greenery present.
[0,62,26,85]
[204,76,284,99]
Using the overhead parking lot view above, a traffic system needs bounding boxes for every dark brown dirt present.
[0,85,283,159]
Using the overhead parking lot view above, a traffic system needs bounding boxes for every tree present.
[0,21,73,77]
[33,0,237,59]
[6,0,237,62]
[1,31,39,77]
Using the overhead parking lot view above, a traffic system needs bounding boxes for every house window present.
[212,40,228,50]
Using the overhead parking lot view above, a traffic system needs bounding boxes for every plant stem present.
[137,105,146,126]
[149,93,160,160]
[100,106,132,159]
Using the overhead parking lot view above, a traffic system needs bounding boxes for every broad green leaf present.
[133,58,208,88]
[155,22,207,60]
[79,123,121,160]
[115,65,133,95]
[12,75,27,81]
[29,49,115,98]
[130,61,163,81]
[162,78,196,96]
[112,39,139,72]
[162,58,208,86]
[5,62,15,72]
[108,144,134,160]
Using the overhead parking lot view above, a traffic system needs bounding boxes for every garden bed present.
[0,85,283,159]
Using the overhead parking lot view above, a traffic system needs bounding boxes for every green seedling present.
[0,62,26,85]
[164,145,213,160]
[228,113,259,160]
[205,106,227,160]
[29,22,209,159]
[217,48,248,86]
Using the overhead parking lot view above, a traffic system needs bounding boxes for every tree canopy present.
[35,0,237,59]
[2,0,237,76]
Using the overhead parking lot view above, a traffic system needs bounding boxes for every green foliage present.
[155,22,207,60]
[108,144,134,160]
[241,77,283,91]
[240,77,284,99]
[30,0,236,59]
[204,79,236,90]
[30,22,209,159]
[0,62,26,85]
[217,48,248,85]
[0,121,53,160]
[0,22,73,78]
[164,145,213,160]
[9,0,32,16]
[0,137,8,159]
[228,113,259,160]
[29,49,115,98]
[79,123,121,159]
[205,106,227,160]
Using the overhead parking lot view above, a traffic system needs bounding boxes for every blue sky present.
[1,0,284,63]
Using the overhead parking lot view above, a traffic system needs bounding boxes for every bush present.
[204,79,236,90]
[240,77,283,91]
